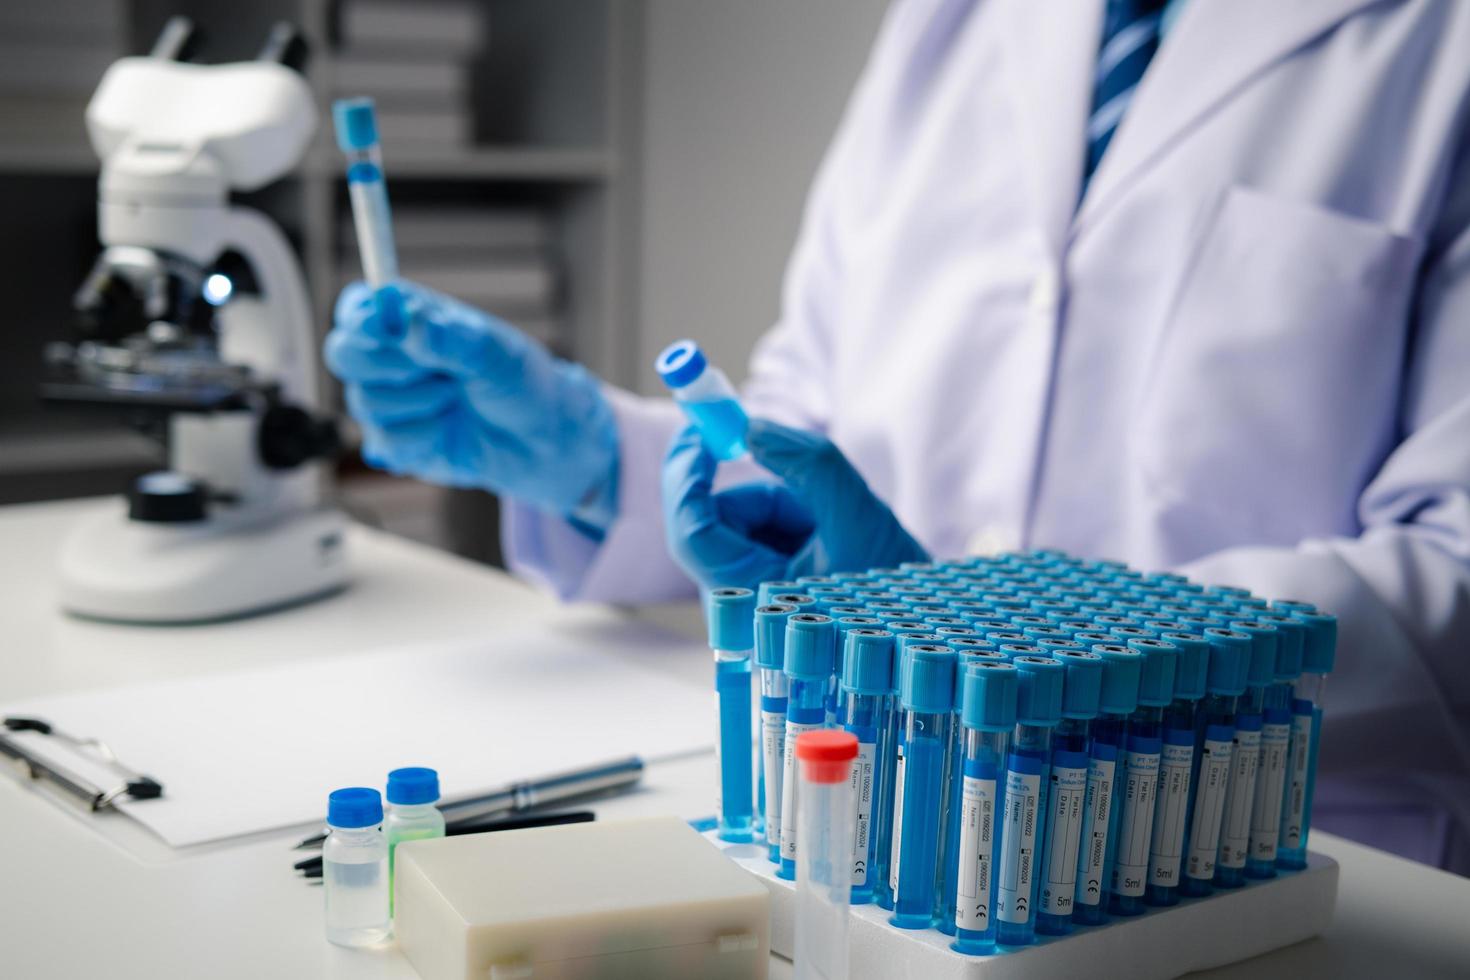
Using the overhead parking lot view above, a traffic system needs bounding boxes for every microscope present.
[42,19,349,623]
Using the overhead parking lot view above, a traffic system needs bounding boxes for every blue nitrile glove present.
[661,418,929,590]
[325,281,619,531]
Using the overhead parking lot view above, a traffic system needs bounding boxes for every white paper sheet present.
[2,615,712,848]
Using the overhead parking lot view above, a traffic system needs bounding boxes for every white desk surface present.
[2,497,1468,979]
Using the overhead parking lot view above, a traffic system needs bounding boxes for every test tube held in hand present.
[332,98,403,339]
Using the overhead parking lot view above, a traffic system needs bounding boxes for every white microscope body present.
[54,25,349,623]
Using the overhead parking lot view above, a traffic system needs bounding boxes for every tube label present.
[1186,726,1234,880]
[996,755,1042,924]
[1282,706,1314,850]
[1110,735,1160,898]
[850,738,877,885]
[1249,717,1292,860]
[1075,744,1117,908]
[761,706,787,847]
[1147,730,1195,887]
[1040,752,1088,916]
[955,762,999,932]
[888,741,906,891]
[779,718,823,862]
[1218,719,1262,870]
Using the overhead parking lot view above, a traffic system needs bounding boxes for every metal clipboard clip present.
[0,716,164,811]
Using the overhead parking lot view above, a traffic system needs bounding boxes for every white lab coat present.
[507,0,1470,866]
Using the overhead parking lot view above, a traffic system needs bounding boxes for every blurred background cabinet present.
[0,0,884,563]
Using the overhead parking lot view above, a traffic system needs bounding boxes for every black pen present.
[295,809,596,877]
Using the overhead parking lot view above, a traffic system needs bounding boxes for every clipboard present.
[1,716,164,811]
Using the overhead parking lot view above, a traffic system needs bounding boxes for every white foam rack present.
[710,839,1337,980]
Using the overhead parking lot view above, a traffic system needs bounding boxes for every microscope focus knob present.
[258,404,342,470]
[128,471,208,523]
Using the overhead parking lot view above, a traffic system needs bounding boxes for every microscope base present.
[56,502,350,624]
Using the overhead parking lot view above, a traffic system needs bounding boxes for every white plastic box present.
[394,817,771,980]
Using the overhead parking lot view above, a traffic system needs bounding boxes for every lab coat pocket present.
[1133,185,1421,545]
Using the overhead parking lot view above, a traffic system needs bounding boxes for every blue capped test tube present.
[332,98,402,338]
[937,646,1006,933]
[951,661,1019,954]
[872,628,939,909]
[758,581,802,606]
[1180,628,1250,896]
[1144,631,1208,906]
[755,603,798,862]
[1108,636,1178,916]
[655,340,749,460]
[1072,643,1140,926]
[995,655,1064,946]
[839,628,896,904]
[1276,607,1336,870]
[1215,619,1279,888]
[889,645,958,929]
[779,613,837,880]
[706,588,757,843]
[1247,613,1305,878]
[1036,648,1103,935]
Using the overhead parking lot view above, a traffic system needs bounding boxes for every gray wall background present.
[634,0,890,393]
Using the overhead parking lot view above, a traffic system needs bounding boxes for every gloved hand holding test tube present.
[332,98,402,339]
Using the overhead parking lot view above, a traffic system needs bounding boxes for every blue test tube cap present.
[770,592,816,610]
[998,642,1040,661]
[327,786,383,828]
[1127,637,1180,707]
[842,628,896,695]
[332,97,379,152]
[1013,655,1065,727]
[705,587,755,651]
[1202,628,1250,696]
[900,645,957,713]
[827,605,869,621]
[654,339,707,388]
[754,603,797,669]
[1094,643,1143,715]
[934,626,985,642]
[784,613,837,678]
[757,580,802,606]
[962,661,1020,732]
[1229,620,1280,688]
[1209,584,1254,600]
[1256,613,1306,681]
[1290,609,1338,673]
[1050,648,1104,719]
[836,615,883,637]
[1161,632,1209,701]
[949,637,1000,658]
[386,767,440,805]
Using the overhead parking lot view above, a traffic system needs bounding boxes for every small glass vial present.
[793,729,858,980]
[655,339,749,460]
[324,787,390,947]
[385,767,447,911]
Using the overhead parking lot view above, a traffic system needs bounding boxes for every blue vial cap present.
[948,637,1000,657]
[1161,633,1208,701]
[1271,598,1317,615]
[827,605,869,620]
[1209,584,1254,600]
[1071,630,1114,648]
[332,98,379,151]
[1256,614,1306,680]
[1050,648,1104,719]
[1290,610,1338,673]
[1127,637,1179,707]
[842,629,895,695]
[797,575,838,587]
[754,604,797,669]
[705,587,755,651]
[784,613,837,678]
[1094,644,1143,715]
[757,581,802,606]
[997,642,1039,660]
[654,339,708,388]
[327,786,383,828]
[1229,620,1280,688]
[961,661,1019,731]
[386,767,440,805]
[1013,656,1065,726]
[934,627,984,642]
[1203,628,1250,696]
[901,645,958,713]
[771,592,816,609]
[836,615,883,638]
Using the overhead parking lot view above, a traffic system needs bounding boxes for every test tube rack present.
[711,838,1337,980]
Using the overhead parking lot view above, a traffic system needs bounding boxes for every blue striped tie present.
[1085,0,1168,182]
